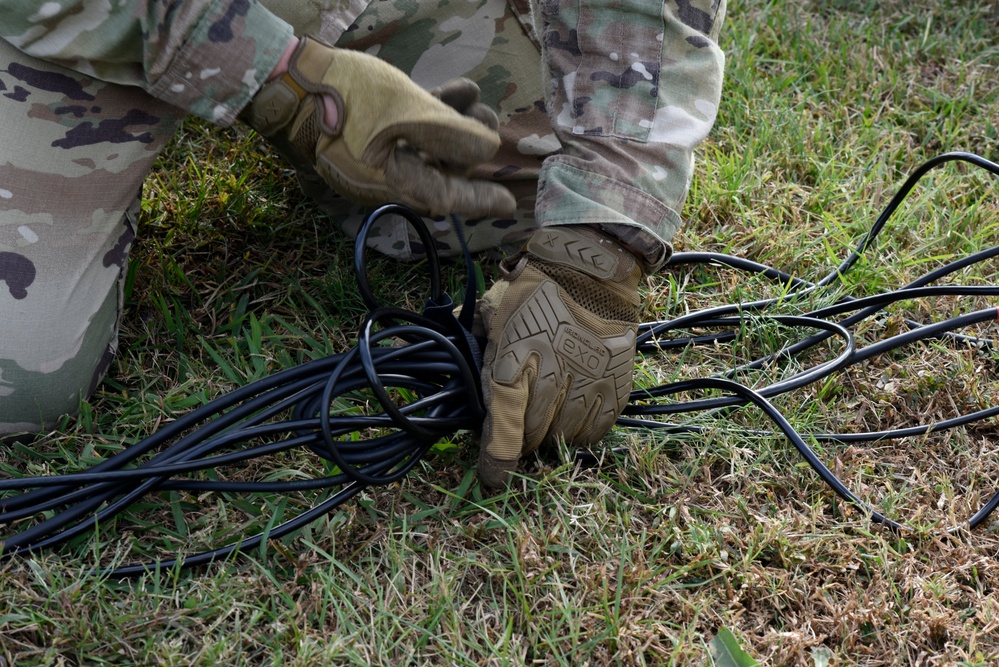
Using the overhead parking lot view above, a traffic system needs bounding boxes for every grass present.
[2,0,999,664]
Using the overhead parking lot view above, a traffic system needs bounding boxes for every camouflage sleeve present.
[0,0,294,126]
[532,0,726,271]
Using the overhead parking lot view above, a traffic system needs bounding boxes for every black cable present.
[0,205,483,574]
[2,154,998,574]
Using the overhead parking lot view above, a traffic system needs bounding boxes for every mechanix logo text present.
[555,324,609,377]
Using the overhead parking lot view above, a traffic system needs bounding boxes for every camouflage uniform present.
[0,0,725,433]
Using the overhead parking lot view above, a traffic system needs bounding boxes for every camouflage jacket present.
[0,0,725,263]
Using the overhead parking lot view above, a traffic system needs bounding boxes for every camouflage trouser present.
[0,1,547,434]
[0,36,184,435]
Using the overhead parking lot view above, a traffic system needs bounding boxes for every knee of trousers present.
[0,42,180,437]
[0,198,135,438]
[0,281,121,437]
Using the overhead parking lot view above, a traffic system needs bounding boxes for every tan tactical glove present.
[477,226,643,487]
[241,36,515,219]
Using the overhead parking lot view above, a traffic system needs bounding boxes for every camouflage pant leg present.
[263,0,551,260]
[0,38,182,434]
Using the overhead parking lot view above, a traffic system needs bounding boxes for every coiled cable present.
[1,154,997,574]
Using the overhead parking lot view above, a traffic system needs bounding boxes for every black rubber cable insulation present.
[0,154,997,575]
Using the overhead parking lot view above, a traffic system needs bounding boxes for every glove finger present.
[428,78,481,113]
[551,389,610,445]
[462,102,499,131]
[388,115,502,170]
[460,278,508,340]
[447,179,517,220]
[388,147,516,218]
[429,77,499,131]
[478,447,518,489]
[479,377,530,488]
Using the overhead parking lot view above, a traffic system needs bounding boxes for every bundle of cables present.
[1,151,998,576]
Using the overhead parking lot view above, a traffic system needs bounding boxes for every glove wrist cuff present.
[240,36,344,137]
[590,223,672,275]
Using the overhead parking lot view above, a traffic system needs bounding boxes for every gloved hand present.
[476,225,643,487]
[241,36,515,219]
